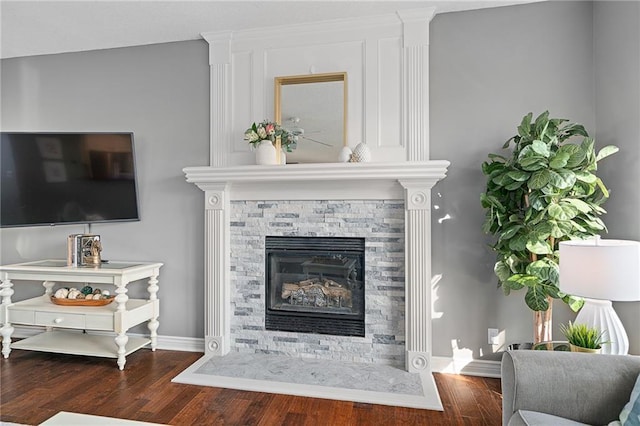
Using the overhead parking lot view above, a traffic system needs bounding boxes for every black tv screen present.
[1,132,140,228]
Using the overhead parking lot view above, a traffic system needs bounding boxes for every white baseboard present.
[154,334,205,352]
[431,356,502,378]
[9,327,500,378]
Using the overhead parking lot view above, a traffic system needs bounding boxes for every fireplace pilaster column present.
[202,32,232,168]
[202,183,231,356]
[399,179,437,373]
[397,8,436,162]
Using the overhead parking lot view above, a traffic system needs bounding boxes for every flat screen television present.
[1,132,140,228]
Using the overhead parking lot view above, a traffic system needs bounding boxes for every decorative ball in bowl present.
[51,286,115,306]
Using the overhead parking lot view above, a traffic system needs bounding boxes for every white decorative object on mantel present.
[184,160,449,375]
[338,146,352,162]
[254,140,278,165]
[350,142,371,163]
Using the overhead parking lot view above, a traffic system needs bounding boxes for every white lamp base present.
[573,298,629,355]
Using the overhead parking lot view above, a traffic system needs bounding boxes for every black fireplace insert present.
[265,236,365,337]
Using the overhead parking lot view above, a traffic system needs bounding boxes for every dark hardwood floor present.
[1,348,502,425]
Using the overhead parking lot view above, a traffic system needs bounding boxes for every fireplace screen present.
[265,236,365,337]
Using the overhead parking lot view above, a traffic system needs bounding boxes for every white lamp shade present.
[559,239,640,301]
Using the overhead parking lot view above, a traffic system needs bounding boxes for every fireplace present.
[184,161,449,372]
[265,236,365,337]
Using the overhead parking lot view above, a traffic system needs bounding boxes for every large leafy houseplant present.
[480,111,618,343]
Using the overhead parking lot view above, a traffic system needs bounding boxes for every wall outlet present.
[488,328,499,345]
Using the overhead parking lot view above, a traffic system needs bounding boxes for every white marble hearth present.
[172,352,442,410]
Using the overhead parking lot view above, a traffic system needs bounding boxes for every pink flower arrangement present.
[244,120,296,152]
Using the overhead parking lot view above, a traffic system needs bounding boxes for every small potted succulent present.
[560,321,607,353]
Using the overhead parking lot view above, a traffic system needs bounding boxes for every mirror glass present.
[275,73,347,163]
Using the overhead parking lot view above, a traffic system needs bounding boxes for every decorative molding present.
[201,32,232,65]
[185,161,448,185]
[396,8,437,47]
[398,178,438,373]
[203,14,402,48]
[396,8,433,162]
[405,208,432,372]
[205,189,226,210]
[210,63,230,167]
[203,184,230,356]
[407,350,431,373]
[185,162,449,201]
[403,45,430,161]
[403,186,431,211]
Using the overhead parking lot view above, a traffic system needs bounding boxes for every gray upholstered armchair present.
[502,350,640,425]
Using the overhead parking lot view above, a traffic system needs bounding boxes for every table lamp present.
[559,237,640,355]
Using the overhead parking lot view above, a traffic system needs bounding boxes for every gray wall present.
[593,1,640,354]
[430,0,638,357]
[1,0,638,357]
[1,41,210,337]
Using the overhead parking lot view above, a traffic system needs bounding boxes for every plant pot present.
[255,140,278,165]
[569,343,601,354]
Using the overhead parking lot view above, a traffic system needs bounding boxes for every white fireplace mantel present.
[184,160,449,373]
[183,161,449,201]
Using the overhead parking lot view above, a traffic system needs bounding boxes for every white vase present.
[280,150,287,165]
[255,140,278,165]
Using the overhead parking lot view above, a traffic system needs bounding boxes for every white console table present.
[0,259,163,370]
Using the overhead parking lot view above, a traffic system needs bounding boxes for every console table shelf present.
[0,259,163,370]
[11,330,150,359]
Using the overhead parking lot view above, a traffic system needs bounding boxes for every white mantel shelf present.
[183,161,450,201]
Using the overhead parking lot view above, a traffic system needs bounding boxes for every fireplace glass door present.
[265,236,365,337]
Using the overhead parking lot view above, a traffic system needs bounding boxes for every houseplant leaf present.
[596,145,619,162]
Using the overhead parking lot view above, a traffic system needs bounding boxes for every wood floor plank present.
[1,348,503,425]
[169,388,224,424]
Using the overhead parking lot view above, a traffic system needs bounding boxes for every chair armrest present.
[501,350,640,425]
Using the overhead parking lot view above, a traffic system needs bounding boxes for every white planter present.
[255,140,278,165]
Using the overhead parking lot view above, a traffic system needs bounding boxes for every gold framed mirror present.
[274,72,347,163]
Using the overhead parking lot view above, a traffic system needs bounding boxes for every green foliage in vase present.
[244,120,296,152]
[481,111,618,312]
[560,321,607,349]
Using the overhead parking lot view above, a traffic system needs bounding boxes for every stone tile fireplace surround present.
[232,200,401,365]
[184,161,449,374]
